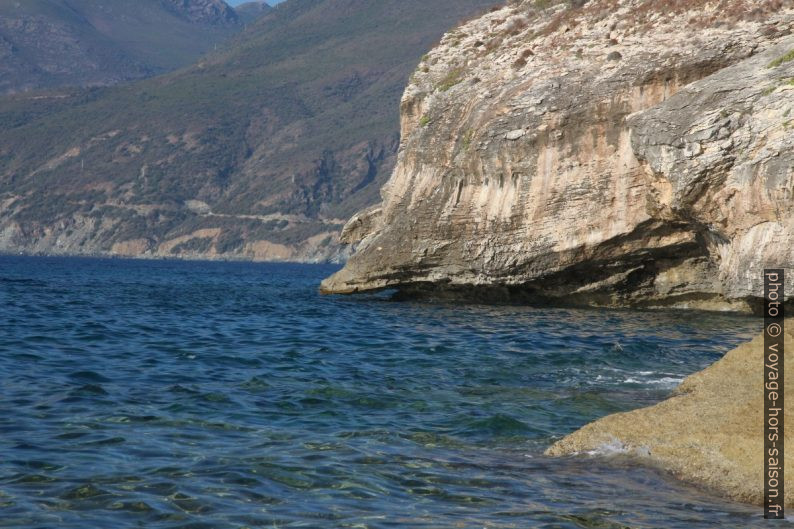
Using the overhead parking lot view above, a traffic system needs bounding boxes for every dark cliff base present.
[386,282,778,315]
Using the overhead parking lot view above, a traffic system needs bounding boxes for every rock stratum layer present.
[322,0,794,311]
[546,322,794,506]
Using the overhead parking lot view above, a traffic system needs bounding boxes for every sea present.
[0,256,779,528]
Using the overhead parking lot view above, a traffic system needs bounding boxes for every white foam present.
[583,437,652,458]
[646,376,684,388]
[585,437,629,456]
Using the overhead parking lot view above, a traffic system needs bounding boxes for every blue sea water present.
[0,256,776,528]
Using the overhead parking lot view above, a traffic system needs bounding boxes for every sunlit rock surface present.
[546,322,794,506]
[323,0,794,311]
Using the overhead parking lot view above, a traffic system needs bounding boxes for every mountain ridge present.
[0,0,251,94]
[0,0,501,262]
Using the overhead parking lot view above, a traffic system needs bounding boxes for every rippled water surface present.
[0,256,775,528]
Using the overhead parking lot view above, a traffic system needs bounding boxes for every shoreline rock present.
[322,0,794,312]
[546,322,793,506]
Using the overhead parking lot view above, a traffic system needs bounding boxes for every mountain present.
[321,0,793,311]
[0,0,242,94]
[0,0,500,262]
[235,1,272,23]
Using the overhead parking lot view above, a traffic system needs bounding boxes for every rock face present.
[234,1,272,24]
[162,0,239,25]
[546,322,794,506]
[321,0,794,312]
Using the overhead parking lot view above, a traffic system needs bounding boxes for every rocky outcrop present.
[322,0,794,312]
[546,322,794,506]
[234,1,273,24]
[163,0,239,25]
[631,43,794,306]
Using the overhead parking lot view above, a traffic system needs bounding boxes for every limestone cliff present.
[322,0,794,312]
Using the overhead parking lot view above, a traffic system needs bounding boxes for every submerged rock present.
[322,0,794,312]
[546,322,794,507]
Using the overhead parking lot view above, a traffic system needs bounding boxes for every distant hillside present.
[0,0,500,262]
[0,0,244,94]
